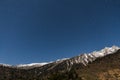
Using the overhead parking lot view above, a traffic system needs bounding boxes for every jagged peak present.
[90,45,120,58]
[67,45,120,66]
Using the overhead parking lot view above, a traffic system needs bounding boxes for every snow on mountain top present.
[0,63,12,67]
[0,45,119,68]
[56,58,69,62]
[90,45,119,58]
[66,46,120,66]
[17,63,48,67]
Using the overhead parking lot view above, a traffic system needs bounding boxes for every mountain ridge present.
[0,45,120,80]
[0,46,119,69]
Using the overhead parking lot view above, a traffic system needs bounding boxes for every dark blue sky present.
[0,0,120,65]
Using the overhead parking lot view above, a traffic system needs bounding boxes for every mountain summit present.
[0,46,120,80]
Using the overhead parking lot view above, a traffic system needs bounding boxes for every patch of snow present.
[56,58,69,62]
[0,63,12,67]
[17,63,48,67]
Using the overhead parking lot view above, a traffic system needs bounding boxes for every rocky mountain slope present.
[0,46,120,80]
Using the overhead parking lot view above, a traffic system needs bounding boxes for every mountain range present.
[0,46,120,80]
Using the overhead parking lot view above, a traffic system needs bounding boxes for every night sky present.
[0,0,120,65]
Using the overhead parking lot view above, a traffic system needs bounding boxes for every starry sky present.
[0,0,120,65]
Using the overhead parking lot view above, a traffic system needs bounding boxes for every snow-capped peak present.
[90,45,119,58]
[66,46,120,67]
[0,46,119,69]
